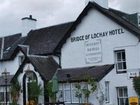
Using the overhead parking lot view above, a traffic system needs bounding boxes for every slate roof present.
[3,33,21,51]
[28,56,60,81]
[0,21,73,61]
[0,34,22,61]
[1,36,26,61]
[24,22,73,55]
[0,75,14,86]
[109,8,130,19]
[57,64,114,82]
[109,8,139,27]
[55,2,140,51]
[12,56,60,82]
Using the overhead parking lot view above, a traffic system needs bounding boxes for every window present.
[0,91,11,104]
[64,83,71,103]
[71,83,79,103]
[57,84,64,102]
[0,92,4,102]
[115,50,127,73]
[57,83,85,103]
[105,81,109,102]
[117,87,128,105]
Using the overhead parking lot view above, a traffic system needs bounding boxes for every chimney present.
[21,15,37,36]
[85,0,108,9]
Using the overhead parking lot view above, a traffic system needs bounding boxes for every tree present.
[45,81,57,102]
[28,81,42,105]
[133,76,140,97]
[10,79,21,105]
[75,75,97,104]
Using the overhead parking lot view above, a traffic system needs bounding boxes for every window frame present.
[58,82,87,104]
[116,87,128,105]
[0,87,11,104]
[105,81,110,103]
[114,50,127,73]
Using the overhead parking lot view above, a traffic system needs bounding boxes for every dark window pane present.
[119,98,124,105]
[123,62,126,69]
[124,98,128,105]
[117,63,123,70]
[122,52,126,61]
[7,92,10,101]
[117,52,122,61]
[0,92,4,102]
[123,88,128,97]
[118,88,123,97]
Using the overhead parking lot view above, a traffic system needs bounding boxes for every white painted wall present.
[0,51,24,75]
[61,9,139,69]
[61,8,140,105]
[98,69,137,105]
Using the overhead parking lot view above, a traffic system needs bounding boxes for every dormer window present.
[3,47,11,53]
[6,47,11,51]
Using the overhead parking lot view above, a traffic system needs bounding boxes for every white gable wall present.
[17,63,44,105]
[98,69,137,105]
[61,8,140,105]
[85,68,137,105]
[0,51,24,75]
[61,9,140,69]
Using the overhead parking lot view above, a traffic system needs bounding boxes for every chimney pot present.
[29,15,32,19]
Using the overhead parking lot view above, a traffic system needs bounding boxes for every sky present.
[0,0,140,36]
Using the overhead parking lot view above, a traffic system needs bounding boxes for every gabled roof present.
[24,22,73,55]
[12,56,59,82]
[109,8,139,27]
[0,21,73,61]
[55,2,140,51]
[57,64,114,82]
[28,56,59,81]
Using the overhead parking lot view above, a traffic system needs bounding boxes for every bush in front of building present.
[10,79,21,105]
[133,76,140,97]
[75,75,97,104]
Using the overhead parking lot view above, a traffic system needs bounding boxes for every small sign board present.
[85,39,102,64]
[128,71,139,78]
[129,97,139,105]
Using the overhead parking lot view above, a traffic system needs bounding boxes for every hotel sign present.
[85,39,102,64]
[71,28,124,42]
[70,28,125,64]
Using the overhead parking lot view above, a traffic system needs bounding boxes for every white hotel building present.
[0,0,140,105]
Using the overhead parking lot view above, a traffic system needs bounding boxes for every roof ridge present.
[32,21,74,32]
